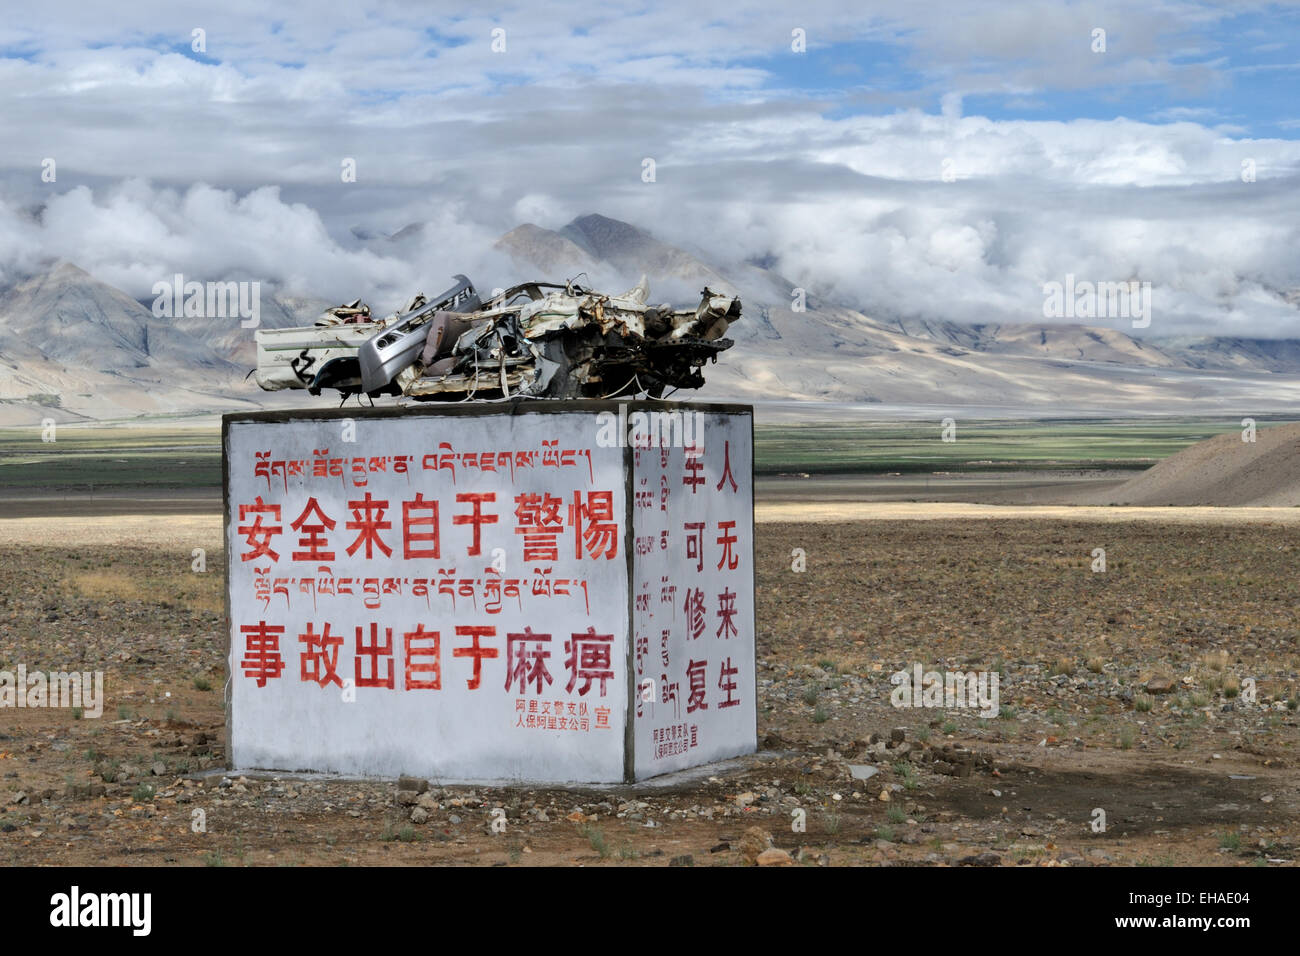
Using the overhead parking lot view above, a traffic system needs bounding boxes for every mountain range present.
[1,213,1298,425]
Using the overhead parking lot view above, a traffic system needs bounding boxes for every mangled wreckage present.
[254,275,741,402]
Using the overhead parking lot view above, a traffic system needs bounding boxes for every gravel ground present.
[1,509,1297,866]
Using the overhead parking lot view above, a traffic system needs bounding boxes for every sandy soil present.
[1072,422,1300,507]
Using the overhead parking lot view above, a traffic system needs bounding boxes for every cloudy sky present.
[1,0,1298,337]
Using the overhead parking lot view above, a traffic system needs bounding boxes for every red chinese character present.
[453,624,499,689]
[453,492,498,557]
[684,522,705,573]
[686,658,709,713]
[240,620,286,686]
[683,449,705,493]
[290,497,335,562]
[404,623,441,690]
[513,492,565,561]
[298,621,343,687]
[716,439,739,492]
[716,520,738,570]
[569,491,618,559]
[718,657,740,708]
[402,493,440,559]
[684,587,706,640]
[564,627,614,697]
[354,622,394,688]
[716,587,738,639]
[238,497,282,562]
[345,492,393,559]
[505,628,553,694]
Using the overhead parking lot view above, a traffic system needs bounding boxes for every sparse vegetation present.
[579,823,610,858]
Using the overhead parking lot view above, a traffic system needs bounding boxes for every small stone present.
[756,848,794,866]
[669,854,694,867]
[1146,676,1175,695]
[150,762,166,776]
[416,792,439,811]
[448,814,462,825]
[410,807,429,824]
[737,826,773,864]
[890,728,906,744]
[878,789,890,802]
[398,776,429,794]
[958,852,1001,867]
[396,790,420,806]
[734,791,756,808]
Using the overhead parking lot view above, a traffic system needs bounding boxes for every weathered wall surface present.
[223,401,753,783]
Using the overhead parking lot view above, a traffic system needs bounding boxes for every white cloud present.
[0,0,1293,340]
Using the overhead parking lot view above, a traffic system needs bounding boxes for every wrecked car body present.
[254,274,740,402]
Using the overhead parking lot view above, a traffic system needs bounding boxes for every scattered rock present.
[1146,676,1176,694]
[737,826,773,864]
[958,852,1002,867]
[669,854,694,867]
[756,848,794,866]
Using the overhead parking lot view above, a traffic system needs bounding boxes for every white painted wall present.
[226,411,628,782]
[631,411,757,779]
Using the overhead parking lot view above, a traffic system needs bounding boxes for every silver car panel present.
[357,275,481,393]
